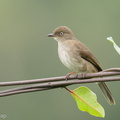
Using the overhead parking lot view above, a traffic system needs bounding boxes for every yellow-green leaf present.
[71,86,105,117]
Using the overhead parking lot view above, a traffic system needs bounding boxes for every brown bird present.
[47,26,115,105]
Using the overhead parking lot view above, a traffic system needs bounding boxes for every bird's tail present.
[98,82,116,105]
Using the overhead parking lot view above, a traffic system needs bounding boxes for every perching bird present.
[47,26,115,105]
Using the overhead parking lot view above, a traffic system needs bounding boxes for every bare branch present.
[0,68,120,97]
[0,87,56,97]
[0,68,120,87]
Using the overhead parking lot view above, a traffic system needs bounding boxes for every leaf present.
[71,86,105,117]
[107,37,120,55]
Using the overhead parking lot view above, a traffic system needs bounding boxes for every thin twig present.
[0,87,56,97]
[1,76,120,94]
[0,76,120,97]
[0,68,120,97]
[0,68,120,86]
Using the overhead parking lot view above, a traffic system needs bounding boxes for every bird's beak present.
[47,33,55,37]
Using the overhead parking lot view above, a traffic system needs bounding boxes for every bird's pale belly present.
[58,44,87,73]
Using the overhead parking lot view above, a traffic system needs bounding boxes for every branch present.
[0,68,120,86]
[0,68,120,97]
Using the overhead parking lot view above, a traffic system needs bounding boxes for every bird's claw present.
[65,72,76,80]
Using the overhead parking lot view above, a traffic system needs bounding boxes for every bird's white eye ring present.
[60,32,64,36]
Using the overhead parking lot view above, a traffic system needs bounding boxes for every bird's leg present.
[66,72,76,80]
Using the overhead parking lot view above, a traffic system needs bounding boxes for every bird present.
[47,26,115,105]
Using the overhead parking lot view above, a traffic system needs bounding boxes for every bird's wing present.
[74,40,102,71]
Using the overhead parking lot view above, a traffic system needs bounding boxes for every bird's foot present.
[65,72,76,80]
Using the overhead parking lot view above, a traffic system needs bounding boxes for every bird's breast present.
[58,42,87,72]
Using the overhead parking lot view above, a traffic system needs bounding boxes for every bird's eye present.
[59,32,64,36]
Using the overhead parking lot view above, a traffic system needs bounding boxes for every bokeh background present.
[0,0,120,120]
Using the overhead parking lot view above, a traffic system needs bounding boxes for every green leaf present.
[71,86,105,117]
[107,37,120,55]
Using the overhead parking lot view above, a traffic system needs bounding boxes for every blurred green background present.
[0,0,120,120]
